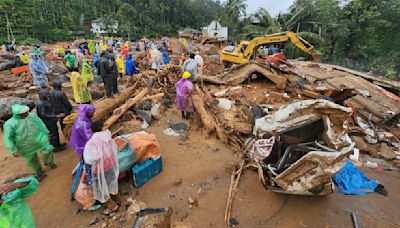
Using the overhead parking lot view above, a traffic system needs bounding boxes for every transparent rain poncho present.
[83,130,119,203]
[175,78,194,113]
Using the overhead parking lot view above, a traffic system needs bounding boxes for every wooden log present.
[102,88,148,130]
[93,86,137,121]
[192,92,215,133]
[142,93,164,101]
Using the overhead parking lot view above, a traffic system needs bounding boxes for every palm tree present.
[239,6,320,42]
[223,0,248,22]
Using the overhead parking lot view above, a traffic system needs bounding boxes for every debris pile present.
[1,37,399,227]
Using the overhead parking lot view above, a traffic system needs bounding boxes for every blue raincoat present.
[29,54,49,87]
[162,47,169,64]
[125,55,136,75]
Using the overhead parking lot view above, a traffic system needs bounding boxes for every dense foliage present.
[0,0,399,77]
[0,0,223,42]
[222,0,400,78]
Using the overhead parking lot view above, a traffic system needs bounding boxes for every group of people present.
[0,37,209,226]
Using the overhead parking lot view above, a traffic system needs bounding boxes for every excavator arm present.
[242,31,322,62]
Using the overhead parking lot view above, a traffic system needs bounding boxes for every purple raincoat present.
[175,78,194,113]
[69,104,96,158]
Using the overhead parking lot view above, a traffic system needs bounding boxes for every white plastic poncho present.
[151,49,163,70]
[83,130,119,203]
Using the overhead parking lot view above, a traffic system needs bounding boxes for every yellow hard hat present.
[182,71,191,79]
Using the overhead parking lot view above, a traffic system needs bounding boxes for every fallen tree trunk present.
[142,93,164,101]
[192,84,228,143]
[103,88,148,130]
[192,92,216,133]
[93,86,137,121]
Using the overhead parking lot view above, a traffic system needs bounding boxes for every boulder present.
[0,60,15,71]
[203,44,219,55]
[0,97,35,120]
[48,62,68,74]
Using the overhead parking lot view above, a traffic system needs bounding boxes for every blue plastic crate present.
[132,156,163,187]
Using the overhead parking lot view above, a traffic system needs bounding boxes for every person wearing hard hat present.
[175,71,195,119]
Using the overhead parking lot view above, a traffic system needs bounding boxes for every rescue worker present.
[98,52,112,97]
[135,41,140,51]
[3,104,56,181]
[57,46,65,57]
[81,59,94,84]
[83,121,119,204]
[70,71,92,104]
[116,54,125,78]
[151,46,163,72]
[162,45,169,64]
[75,49,84,68]
[125,54,136,76]
[64,52,77,72]
[88,41,95,55]
[182,53,199,82]
[37,90,66,152]
[179,53,187,66]
[123,43,129,59]
[108,54,119,94]
[175,72,194,119]
[93,53,99,72]
[50,80,72,131]
[0,176,39,227]
[20,52,30,65]
[194,51,204,76]
[69,104,96,159]
[95,42,101,55]
[29,52,49,87]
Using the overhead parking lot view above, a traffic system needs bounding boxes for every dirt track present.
[0,108,399,227]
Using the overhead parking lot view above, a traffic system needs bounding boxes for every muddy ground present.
[0,108,399,227]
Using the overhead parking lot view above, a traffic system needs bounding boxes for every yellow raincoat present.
[180,38,187,47]
[100,41,107,51]
[70,72,92,104]
[20,54,30,64]
[81,59,94,84]
[57,47,65,56]
[116,55,125,75]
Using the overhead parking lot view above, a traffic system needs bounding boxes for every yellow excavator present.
[220,31,322,67]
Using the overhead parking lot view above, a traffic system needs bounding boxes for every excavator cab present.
[221,31,322,67]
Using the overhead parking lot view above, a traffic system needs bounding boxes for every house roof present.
[92,17,118,24]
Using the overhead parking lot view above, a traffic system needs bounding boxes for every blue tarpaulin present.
[334,160,379,195]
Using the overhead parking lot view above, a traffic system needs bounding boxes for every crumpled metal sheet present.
[273,144,354,195]
[254,99,353,149]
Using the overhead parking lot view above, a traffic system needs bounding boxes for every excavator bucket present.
[311,51,323,63]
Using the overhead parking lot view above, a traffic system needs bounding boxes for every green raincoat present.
[64,53,77,68]
[3,104,53,159]
[88,41,95,55]
[81,59,94,84]
[0,176,39,228]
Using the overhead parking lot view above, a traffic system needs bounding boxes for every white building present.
[202,21,228,41]
[91,18,119,34]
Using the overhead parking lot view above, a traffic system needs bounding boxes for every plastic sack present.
[333,160,379,195]
[74,172,95,209]
[127,133,161,163]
